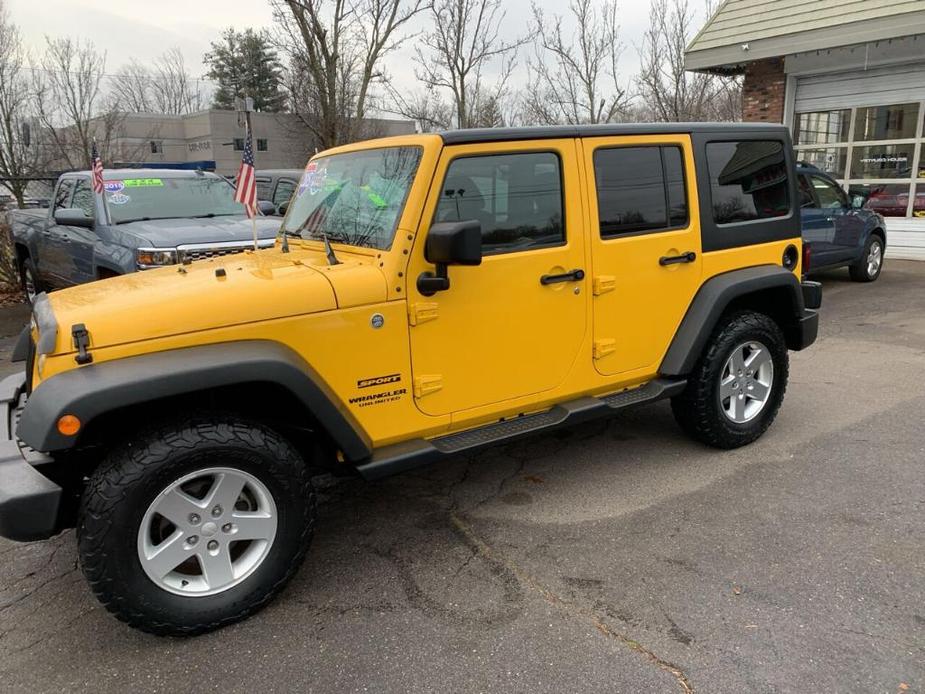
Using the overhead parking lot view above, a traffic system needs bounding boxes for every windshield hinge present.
[408,302,439,326]
[71,323,93,365]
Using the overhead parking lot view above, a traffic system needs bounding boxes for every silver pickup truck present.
[10,169,281,301]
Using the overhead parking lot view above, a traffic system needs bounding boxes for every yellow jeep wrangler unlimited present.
[0,124,820,635]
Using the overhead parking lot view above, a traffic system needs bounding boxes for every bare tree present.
[31,36,121,169]
[151,49,203,114]
[414,0,523,129]
[636,0,741,122]
[0,2,48,206]
[273,0,428,150]
[384,85,453,132]
[522,0,629,126]
[111,59,153,113]
[112,49,203,115]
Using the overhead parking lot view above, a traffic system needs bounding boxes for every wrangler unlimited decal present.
[349,388,407,407]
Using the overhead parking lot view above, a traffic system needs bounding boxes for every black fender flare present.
[659,265,806,377]
[17,340,372,461]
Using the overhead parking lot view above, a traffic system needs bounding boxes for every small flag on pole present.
[233,123,257,220]
[91,141,104,194]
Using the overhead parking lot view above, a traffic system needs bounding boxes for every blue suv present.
[797,164,886,282]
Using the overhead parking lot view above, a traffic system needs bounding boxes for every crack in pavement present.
[449,510,695,694]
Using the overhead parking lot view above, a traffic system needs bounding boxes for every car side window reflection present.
[435,152,565,254]
[811,175,847,209]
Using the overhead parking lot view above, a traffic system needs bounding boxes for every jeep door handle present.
[659,252,696,266]
[540,268,585,285]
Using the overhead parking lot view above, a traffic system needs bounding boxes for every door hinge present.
[408,302,439,326]
[593,338,616,360]
[413,375,443,398]
[593,275,616,296]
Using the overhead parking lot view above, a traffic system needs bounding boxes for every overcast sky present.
[9,0,713,100]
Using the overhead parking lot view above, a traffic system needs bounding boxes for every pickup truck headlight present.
[136,248,178,270]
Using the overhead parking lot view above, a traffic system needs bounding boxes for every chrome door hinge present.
[593,275,616,296]
[593,339,616,360]
[409,302,439,326]
[413,375,443,398]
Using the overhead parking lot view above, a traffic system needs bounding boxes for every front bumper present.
[0,372,61,542]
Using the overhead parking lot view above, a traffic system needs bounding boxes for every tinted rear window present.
[707,141,790,225]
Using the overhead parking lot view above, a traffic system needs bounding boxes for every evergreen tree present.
[204,28,286,112]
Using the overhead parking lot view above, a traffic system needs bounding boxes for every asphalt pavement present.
[0,262,923,693]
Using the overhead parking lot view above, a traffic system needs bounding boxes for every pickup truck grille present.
[176,240,275,264]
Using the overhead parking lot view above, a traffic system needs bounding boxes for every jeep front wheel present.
[77,416,316,636]
[671,311,789,449]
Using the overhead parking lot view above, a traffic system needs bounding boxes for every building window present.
[257,139,268,152]
[794,100,925,218]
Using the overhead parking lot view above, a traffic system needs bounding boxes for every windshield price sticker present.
[299,162,327,197]
[124,178,164,187]
[104,181,125,193]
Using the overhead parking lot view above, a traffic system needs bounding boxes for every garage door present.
[795,62,925,112]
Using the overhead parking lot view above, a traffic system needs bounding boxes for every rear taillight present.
[802,243,812,273]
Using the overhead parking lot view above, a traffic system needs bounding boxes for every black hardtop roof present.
[438,122,789,145]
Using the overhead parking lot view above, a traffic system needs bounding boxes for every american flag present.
[233,124,257,218]
[90,141,104,194]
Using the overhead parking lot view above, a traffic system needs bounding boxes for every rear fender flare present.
[660,265,804,377]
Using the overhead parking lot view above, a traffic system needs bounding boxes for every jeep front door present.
[581,136,703,377]
[408,141,586,417]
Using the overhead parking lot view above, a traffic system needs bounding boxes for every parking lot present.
[0,261,922,693]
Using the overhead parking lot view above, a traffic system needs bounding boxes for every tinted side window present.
[663,147,688,227]
[255,178,273,201]
[798,175,816,208]
[54,180,74,211]
[810,175,846,209]
[436,152,564,254]
[707,141,790,225]
[71,179,95,218]
[273,179,296,206]
[593,146,688,236]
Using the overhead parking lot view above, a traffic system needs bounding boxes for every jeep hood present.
[42,245,387,355]
[122,215,280,247]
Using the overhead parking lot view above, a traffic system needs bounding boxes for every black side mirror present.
[278,201,289,217]
[257,200,276,216]
[851,195,865,209]
[54,207,93,229]
[417,220,482,296]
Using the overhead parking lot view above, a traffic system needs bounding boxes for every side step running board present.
[355,378,686,481]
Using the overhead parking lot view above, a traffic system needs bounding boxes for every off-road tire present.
[849,235,884,282]
[77,415,316,636]
[20,256,41,303]
[671,311,789,449]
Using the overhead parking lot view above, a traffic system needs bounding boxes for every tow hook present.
[71,323,93,365]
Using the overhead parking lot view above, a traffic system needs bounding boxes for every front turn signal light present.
[57,414,81,436]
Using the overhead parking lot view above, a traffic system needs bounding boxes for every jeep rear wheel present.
[671,311,788,449]
[77,416,316,636]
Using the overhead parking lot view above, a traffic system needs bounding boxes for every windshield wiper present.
[286,223,341,266]
[191,213,239,218]
[114,217,153,224]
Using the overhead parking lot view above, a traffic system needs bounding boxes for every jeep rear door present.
[407,139,587,417]
[581,135,703,377]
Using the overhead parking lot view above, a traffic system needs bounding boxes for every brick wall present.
[742,58,786,123]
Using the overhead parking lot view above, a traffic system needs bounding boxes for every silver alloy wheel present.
[867,240,883,278]
[719,341,774,424]
[23,266,36,303]
[137,467,278,597]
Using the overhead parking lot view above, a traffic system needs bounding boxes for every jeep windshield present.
[282,146,423,250]
[105,176,247,224]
